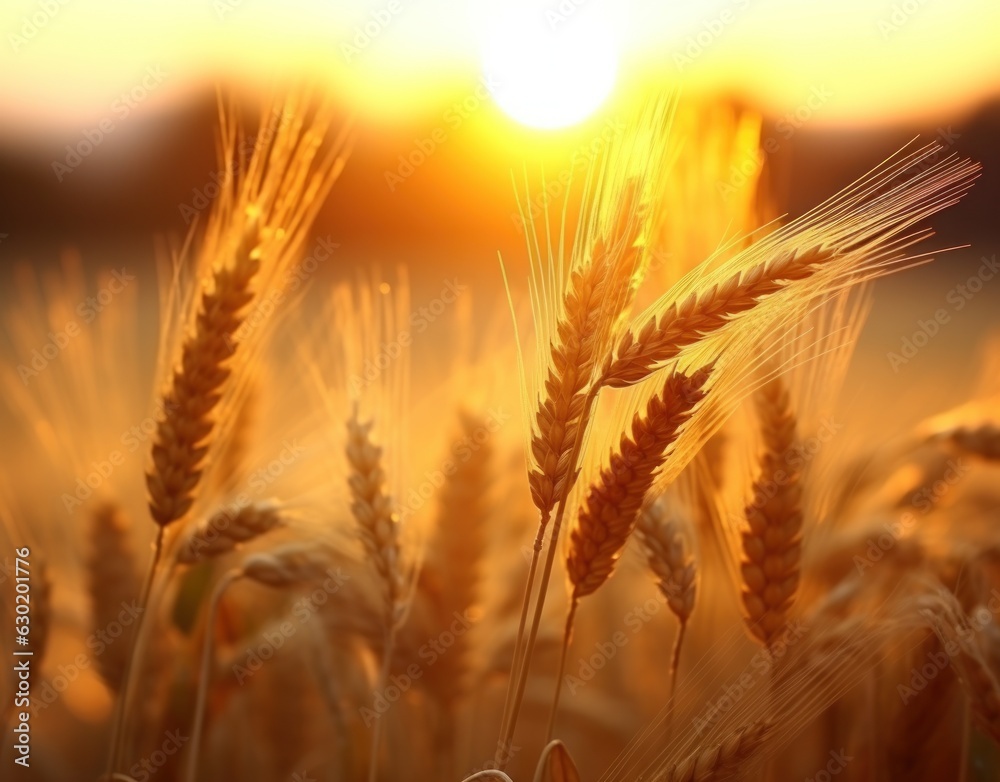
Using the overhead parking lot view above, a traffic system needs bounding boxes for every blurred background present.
[1,0,999,425]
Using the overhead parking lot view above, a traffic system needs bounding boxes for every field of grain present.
[1,73,999,782]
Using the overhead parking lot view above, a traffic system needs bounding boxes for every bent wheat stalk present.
[185,544,329,782]
[177,501,283,564]
[605,248,827,387]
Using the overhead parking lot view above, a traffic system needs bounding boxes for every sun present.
[476,1,619,131]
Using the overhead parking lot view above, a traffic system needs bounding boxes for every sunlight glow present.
[476,1,619,130]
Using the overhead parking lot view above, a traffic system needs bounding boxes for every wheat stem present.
[496,529,543,764]
[368,625,398,782]
[107,527,164,774]
[185,568,243,782]
[667,620,687,741]
[499,382,601,766]
[546,597,578,744]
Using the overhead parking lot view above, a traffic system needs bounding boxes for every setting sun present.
[475,1,619,130]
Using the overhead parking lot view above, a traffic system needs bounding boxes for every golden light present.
[475,1,620,130]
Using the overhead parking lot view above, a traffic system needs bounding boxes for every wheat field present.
[1,90,999,782]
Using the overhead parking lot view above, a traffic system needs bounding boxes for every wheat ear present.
[567,368,710,601]
[86,503,141,691]
[502,191,646,762]
[177,501,283,564]
[346,405,404,782]
[740,375,803,650]
[427,413,490,667]
[147,214,262,527]
[109,214,263,774]
[346,406,404,623]
[665,720,772,782]
[548,368,710,741]
[605,248,827,387]
[637,501,697,736]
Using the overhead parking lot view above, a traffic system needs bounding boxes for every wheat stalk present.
[740,375,803,650]
[604,248,827,387]
[177,501,283,564]
[665,720,772,782]
[86,503,140,691]
[146,214,262,528]
[637,500,697,735]
[547,367,710,740]
[346,405,404,624]
[346,404,406,782]
[567,368,710,602]
[422,411,491,686]
[501,185,648,761]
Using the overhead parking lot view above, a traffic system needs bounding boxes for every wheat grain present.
[665,720,772,782]
[146,214,262,527]
[740,375,803,649]
[529,210,644,518]
[605,248,827,387]
[86,503,141,690]
[177,501,283,564]
[346,405,404,623]
[567,367,711,601]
